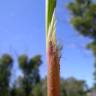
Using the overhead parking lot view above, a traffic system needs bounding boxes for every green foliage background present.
[0,54,88,96]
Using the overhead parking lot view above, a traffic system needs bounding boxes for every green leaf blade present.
[46,0,56,34]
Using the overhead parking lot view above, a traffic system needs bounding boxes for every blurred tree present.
[68,0,96,90]
[41,77,47,96]
[41,77,87,96]
[61,77,87,96]
[18,54,42,96]
[0,54,13,96]
[10,83,17,96]
[32,83,43,96]
[10,80,25,96]
[11,86,24,96]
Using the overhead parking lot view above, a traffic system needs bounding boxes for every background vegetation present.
[0,53,91,96]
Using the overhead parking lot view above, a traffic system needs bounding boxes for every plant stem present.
[47,41,60,96]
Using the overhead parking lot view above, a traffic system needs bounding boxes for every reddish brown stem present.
[47,41,60,96]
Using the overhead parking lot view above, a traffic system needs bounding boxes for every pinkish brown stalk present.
[47,40,60,96]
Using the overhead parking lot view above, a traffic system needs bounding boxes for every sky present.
[0,0,94,87]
